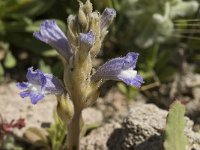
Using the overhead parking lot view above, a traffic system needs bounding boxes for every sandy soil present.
[0,82,56,135]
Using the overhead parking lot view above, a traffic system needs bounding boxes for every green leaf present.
[0,62,4,76]
[117,82,128,95]
[82,123,101,136]
[0,62,4,83]
[117,82,138,100]
[47,112,66,150]
[4,51,16,68]
[155,50,171,71]
[0,0,54,18]
[128,86,138,99]
[164,100,188,150]
[146,44,159,71]
[158,66,176,81]
[3,19,66,56]
[42,50,58,57]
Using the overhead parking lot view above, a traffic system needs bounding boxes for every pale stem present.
[67,110,82,150]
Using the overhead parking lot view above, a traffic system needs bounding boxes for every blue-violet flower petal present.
[100,8,116,30]
[92,52,144,88]
[33,20,72,60]
[80,30,95,47]
[17,67,64,104]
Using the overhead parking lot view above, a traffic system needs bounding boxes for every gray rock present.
[81,104,200,150]
[118,104,200,150]
[82,107,103,126]
[80,122,121,150]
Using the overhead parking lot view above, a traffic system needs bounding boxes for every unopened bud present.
[84,0,93,14]
[78,3,88,29]
[56,95,74,125]
[67,15,78,45]
[100,8,116,30]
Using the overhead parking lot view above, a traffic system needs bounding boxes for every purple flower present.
[80,30,95,47]
[16,67,64,104]
[92,52,144,88]
[33,20,72,60]
[100,8,116,30]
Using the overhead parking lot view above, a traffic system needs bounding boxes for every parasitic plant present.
[16,1,144,149]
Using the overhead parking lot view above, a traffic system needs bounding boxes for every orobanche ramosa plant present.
[16,0,144,149]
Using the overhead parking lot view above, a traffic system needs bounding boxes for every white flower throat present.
[28,83,41,92]
[120,69,137,78]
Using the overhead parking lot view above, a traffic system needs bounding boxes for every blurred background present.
[1,0,200,103]
[0,0,200,148]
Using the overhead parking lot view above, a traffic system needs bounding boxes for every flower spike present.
[17,67,64,104]
[33,20,73,60]
[92,52,144,88]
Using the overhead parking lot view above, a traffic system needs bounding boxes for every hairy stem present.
[67,110,82,150]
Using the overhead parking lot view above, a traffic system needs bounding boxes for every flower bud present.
[78,4,88,29]
[100,8,116,30]
[84,0,93,14]
[67,15,78,46]
[56,95,74,125]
